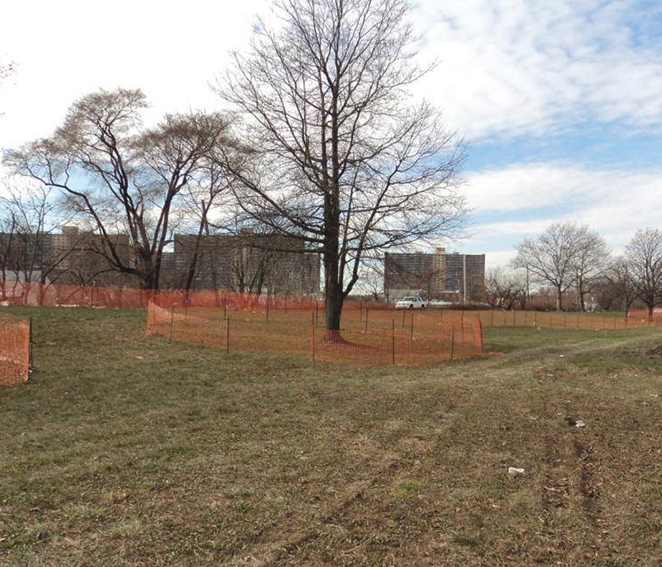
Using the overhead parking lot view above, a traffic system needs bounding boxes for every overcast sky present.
[1,0,661,268]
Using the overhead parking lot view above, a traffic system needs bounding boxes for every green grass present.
[1,307,662,566]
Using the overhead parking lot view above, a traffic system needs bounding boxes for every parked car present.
[395,296,427,309]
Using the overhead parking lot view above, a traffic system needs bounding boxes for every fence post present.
[364,308,369,334]
[169,306,175,343]
[410,311,414,340]
[266,293,270,322]
[391,319,396,365]
[450,326,455,361]
[491,310,494,327]
[223,293,227,320]
[315,301,319,327]
[311,321,315,362]
[226,317,230,356]
[29,316,33,375]
[402,308,405,327]
[478,318,483,355]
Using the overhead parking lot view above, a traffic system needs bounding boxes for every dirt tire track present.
[535,363,606,564]
[219,456,400,567]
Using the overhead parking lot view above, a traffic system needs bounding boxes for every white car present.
[395,296,427,309]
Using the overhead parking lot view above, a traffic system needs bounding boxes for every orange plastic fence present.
[0,313,30,386]
[468,309,650,330]
[0,280,320,310]
[146,301,483,365]
[3,279,659,327]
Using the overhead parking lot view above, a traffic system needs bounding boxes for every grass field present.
[1,307,661,566]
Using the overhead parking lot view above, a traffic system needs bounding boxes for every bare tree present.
[513,222,606,311]
[625,228,662,321]
[605,256,637,314]
[484,268,527,310]
[0,186,79,303]
[571,227,610,311]
[216,0,465,332]
[5,89,237,290]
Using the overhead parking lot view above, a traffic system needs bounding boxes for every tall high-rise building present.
[384,249,485,302]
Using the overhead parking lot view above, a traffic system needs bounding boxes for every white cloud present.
[2,0,660,150]
[0,0,268,149]
[414,0,662,140]
[459,162,662,265]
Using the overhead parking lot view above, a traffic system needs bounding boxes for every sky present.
[1,0,661,269]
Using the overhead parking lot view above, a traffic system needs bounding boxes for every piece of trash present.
[559,354,565,358]
[508,467,525,475]
[135,356,144,360]
[565,417,585,428]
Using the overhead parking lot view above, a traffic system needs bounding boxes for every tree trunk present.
[556,285,564,311]
[324,251,343,333]
[578,280,586,312]
[647,303,654,322]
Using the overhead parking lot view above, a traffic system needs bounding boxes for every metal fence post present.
[410,311,414,340]
[391,319,395,365]
[169,306,175,343]
[450,326,455,361]
[226,317,230,356]
[29,316,33,374]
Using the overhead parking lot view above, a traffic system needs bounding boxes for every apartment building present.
[384,248,485,303]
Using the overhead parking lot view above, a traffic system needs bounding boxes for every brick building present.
[167,231,320,295]
[384,248,485,303]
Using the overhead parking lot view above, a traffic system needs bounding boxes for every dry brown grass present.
[1,307,661,566]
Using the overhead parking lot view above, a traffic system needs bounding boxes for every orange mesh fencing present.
[465,309,649,330]
[146,300,483,365]
[0,313,30,386]
[0,280,321,310]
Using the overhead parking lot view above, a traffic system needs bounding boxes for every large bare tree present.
[570,226,609,311]
[513,222,608,311]
[605,256,637,314]
[625,228,662,321]
[5,89,236,290]
[216,0,465,332]
[484,268,527,310]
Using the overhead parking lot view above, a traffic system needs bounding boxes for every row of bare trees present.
[488,222,662,318]
[1,0,466,331]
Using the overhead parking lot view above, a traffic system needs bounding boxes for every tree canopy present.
[216,0,466,330]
